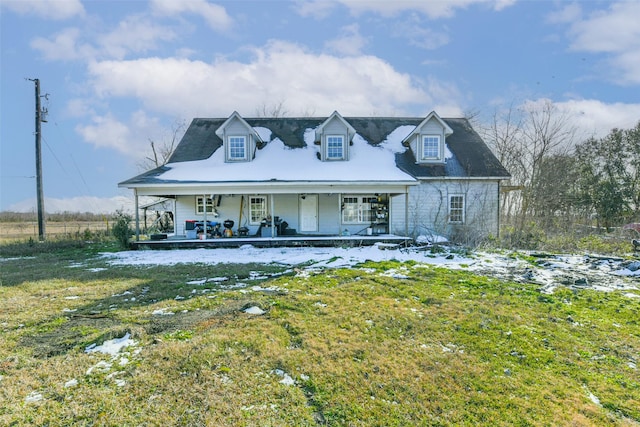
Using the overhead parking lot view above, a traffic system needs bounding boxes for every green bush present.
[111,210,133,249]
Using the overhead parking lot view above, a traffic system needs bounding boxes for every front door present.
[299,194,318,232]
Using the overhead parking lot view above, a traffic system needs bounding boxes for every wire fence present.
[0,221,111,242]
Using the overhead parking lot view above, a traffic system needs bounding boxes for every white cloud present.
[75,113,132,153]
[65,98,96,118]
[560,2,640,85]
[98,15,177,60]
[554,98,640,139]
[85,40,457,121]
[31,15,177,62]
[76,110,168,157]
[1,0,85,20]
[336,0,515,19]
[150,0,233,31]
[30,27,95,61]
[293,0,336,19]
[546,3,582,24]
[394,14,450,50]
[325,24,368,56]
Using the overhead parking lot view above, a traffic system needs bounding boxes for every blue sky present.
[1,0,639,213]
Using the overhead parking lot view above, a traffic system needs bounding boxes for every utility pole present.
[29,78,46,241]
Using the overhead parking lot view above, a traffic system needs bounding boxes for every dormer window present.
[216,111,263,163]
[228,136,248,161]
[326,135,345,160]
[316,111,356,162]
[402,111,453,164]
[421,135,441,160]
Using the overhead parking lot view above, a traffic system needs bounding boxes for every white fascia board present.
[125,180,417,196]
[415,176,511,181]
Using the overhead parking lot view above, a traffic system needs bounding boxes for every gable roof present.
[315,110,357,142]
[119,115,510,188]
[214,111,263,143]
[401,111,453,144]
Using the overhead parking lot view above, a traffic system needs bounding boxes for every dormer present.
[215,111,263,163]
[402,111,453,164]
[315,111,357,161]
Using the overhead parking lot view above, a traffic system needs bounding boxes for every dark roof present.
[120,116,509,187]
[395,118,511,178]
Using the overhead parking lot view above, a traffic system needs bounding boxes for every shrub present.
[111,210,133,249]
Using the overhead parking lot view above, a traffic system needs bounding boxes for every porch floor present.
[131,233,412,250]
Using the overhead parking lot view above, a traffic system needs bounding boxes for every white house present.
[119,110,510,245]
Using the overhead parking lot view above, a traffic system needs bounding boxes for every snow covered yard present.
[100,243,639,297]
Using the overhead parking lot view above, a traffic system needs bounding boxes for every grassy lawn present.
[0,243,638,426]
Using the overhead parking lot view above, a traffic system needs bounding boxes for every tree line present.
[482,100,639,246]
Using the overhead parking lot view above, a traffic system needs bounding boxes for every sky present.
[1,0,639,214]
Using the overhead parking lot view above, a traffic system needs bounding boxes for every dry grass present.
[0,221,110,243]
[0,246,638,426]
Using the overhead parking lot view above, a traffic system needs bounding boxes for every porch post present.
[173,197,177,236]
[337,194,342,236]
[405,186,409,238]
[134,189,140,241]
[270,194,275,237]
[202,194,207,240]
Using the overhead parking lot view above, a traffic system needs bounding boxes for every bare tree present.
[483,100,578,243]
[255,101,289,118]
[138,120,187,171]
[518,100,576,229]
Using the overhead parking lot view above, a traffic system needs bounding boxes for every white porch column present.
[270,194,275,237]
[337,194,342,235]
[202,194,207,240]
[405,186,409,238]
[173,197,177,236]
[134,189,140,241]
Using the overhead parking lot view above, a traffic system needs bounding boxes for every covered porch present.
[130,181,417,247]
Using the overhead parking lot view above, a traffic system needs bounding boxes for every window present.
[228,136,247,161]
[421,135,441,160]
[196,196,215,214]
[449,195,465,223]
[326,135,345,160]
[249,196,267,224]
[342,195,373,224]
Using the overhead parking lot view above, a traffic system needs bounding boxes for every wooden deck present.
[130,234,412,250]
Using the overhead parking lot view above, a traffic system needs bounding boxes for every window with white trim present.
[421,135,441,160]
[342,195,374,224]
[249,196,267,225]
[196,196,215,214]
[228,136,247,161]
[448,195,465,223]
[326,135,345,160]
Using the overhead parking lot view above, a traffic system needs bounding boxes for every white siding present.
[391,180,500,243]
[318,194,341,234]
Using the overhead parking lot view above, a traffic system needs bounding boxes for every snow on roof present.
[159,126,416,183]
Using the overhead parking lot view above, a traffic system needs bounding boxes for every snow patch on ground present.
[244,306,266,315]
[100,245,638,295]
[85,333,137,355]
